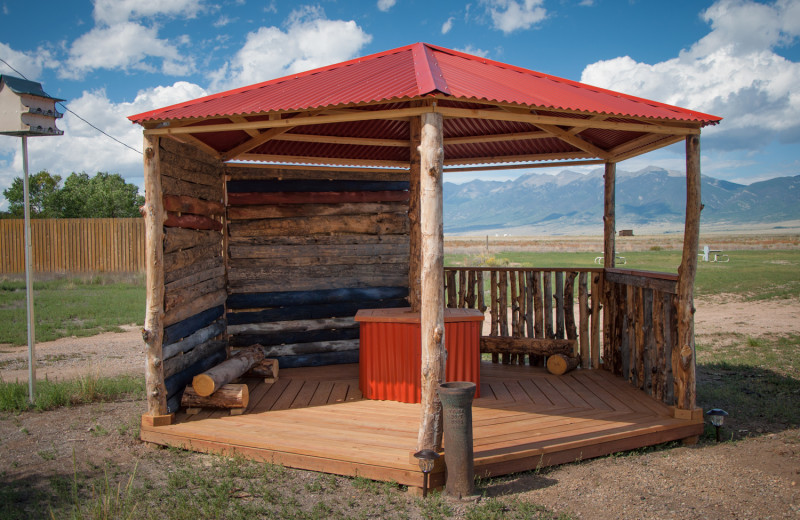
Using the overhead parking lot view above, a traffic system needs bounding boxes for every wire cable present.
[0,57,142,155]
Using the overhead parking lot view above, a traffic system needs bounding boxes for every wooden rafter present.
[611,135,686,163]
[170,134,222,159]
[445,131,550,145]
[222,127,293,161]
[532,123,611,160]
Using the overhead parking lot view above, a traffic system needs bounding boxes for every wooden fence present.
[0,218,145,273]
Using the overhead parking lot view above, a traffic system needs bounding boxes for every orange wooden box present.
[354,307,484,403]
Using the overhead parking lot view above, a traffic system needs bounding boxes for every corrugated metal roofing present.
[128,43,721,126]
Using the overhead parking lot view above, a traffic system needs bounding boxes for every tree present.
[2,171,62,217]
[1,171,144,218]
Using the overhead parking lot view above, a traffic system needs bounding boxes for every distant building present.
[619,229,634,236]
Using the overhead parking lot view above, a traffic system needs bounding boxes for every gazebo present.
[129,42,720,490]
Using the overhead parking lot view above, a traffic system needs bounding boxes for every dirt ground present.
[1,296,799,519]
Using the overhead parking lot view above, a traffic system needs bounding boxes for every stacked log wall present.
[159,138,227,413]
[225,167,410,368]
[602,268,677,406]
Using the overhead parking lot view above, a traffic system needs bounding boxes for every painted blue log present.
[227,298,408,325]
[226,179,409,193]
[163,305,224,345]
[226,286,408,310]
[164,346,227,400]
[163,319,226,360]
[275,349,360,369]
[229,327,360,347]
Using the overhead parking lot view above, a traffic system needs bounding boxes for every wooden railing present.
[602,268,679,406]
[443,267,604,369]
[444,266,683,408]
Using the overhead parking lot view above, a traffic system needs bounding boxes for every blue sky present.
[1,0,798,210]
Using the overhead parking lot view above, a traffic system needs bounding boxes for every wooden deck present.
[141,363,703,487]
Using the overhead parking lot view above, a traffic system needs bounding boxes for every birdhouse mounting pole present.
[21,135,36,403]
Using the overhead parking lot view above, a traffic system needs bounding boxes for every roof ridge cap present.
[412,42,451,96]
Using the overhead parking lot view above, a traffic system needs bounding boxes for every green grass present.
[0,374,145,412]
[0,275,145,346]
[445,249,800,300]
[696,333,800,433]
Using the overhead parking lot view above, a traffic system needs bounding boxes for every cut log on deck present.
[192,346,265,396]
[546,353,580,375]
[181,383,249,409]
[244,357,279,382]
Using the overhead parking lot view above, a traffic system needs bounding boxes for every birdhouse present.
[0,75,64,136]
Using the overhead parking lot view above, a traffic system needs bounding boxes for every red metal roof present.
[129,43,721,126]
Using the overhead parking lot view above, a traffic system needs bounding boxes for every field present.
[0,234,798,519]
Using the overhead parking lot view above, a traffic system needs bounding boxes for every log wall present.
[225,167,410,368]
[159,138,227,413]
[602,268,678,406]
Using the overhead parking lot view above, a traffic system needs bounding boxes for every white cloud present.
[482,0,547,34]
[0,42,58,80]
[580,0,800,151]
[442,16,455,34]
[92,0,204,25]
[0,82,208,200]
[456,45,490,57]
[210,6,372,91]
[377,0,397,12]
[578,0,594,6]
[63,22,195,79]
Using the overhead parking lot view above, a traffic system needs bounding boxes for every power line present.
[0,57,142,156]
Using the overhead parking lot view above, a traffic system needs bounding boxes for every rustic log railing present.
[444,266,683,409]
[443,267,604,369]
[602,268,678,406]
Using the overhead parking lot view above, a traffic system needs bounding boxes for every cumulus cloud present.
[456,45,490,57]
[580,0,800,151]
[92,0,204,25]
[63,23,195,78]
[0,42,58,80]
[442,16,455,34]
[377,0,397,12]
[483,0,547,34]
[210,6,371,91]
[0,82,208,199]
[60,0,201,79]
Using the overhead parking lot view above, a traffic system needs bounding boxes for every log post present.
[142,135,169,419]
[603,162,616,268]
[417,112,445,452]
[675,135,701,410]
[408,114,422,312]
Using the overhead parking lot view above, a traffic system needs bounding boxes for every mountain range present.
[443,167,800,235]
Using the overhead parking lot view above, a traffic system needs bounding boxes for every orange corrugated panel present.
[356,308,483,404]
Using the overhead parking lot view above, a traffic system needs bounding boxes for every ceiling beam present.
[444,159,606,173]
[435,106,700,136]
[145,106,431,136]
[222,127,293,161]
[445,131,551,146]
[271,133,411,147]
[611,135,686,163]
[444,151,592,166]
[235,154,410,168]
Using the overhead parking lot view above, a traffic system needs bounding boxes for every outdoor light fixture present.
[413,449,440,498]
[706,408,729,442]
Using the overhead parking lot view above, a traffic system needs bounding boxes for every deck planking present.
[144,362,703,487]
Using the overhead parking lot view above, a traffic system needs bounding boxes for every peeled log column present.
[675,135,701,410]
[417,112,445,452]
[408,114,422,312]
[142,135,168,417]
[603,162,616,269]
[192,347,265,396]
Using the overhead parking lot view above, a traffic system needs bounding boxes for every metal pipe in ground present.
[438,381,476,498]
